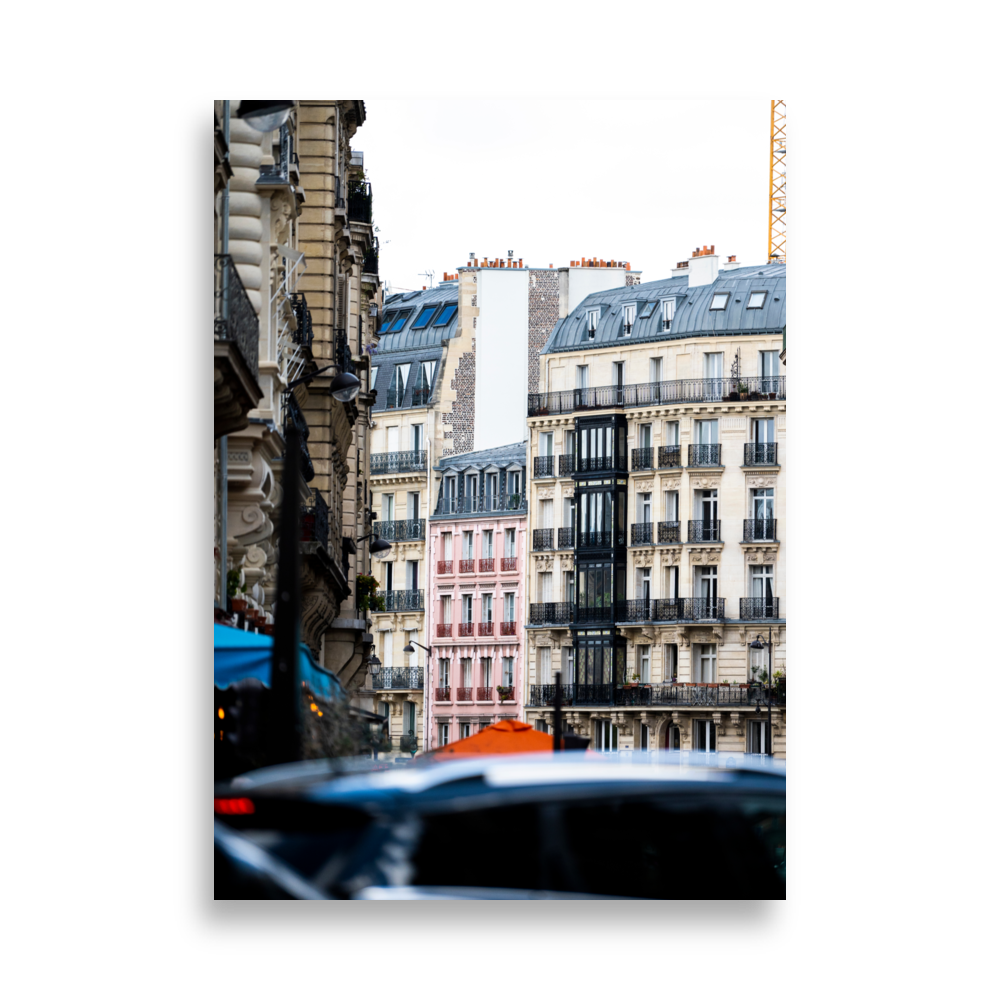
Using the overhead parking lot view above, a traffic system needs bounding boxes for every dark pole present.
[269,421,303,765]
[767,625,773,757]
[552,670,562,753]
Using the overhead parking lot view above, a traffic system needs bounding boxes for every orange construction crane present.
[768,100,786,264]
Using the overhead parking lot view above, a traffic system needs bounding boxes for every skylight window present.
[412,306,437,329]
[433,304,457,327]
[379,312,396,334]
[387,312,409,333]
[709,293,730,311]
[638,302,656,320]
[747,291,767,309]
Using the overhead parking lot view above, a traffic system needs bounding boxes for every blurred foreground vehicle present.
[215,752,785,899]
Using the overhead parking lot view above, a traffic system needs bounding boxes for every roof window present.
[747,291,767,309]
[638,302,656,320]
[378,312,396,334]
[661,298,676,332]
[620,304,636,337]
[387,311,409,333]
[709,293,730,311]
[587,308,600,340]
[412,306,437,329]
[433,304,457,326]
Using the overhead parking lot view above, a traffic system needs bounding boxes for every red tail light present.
[214,797,255,815]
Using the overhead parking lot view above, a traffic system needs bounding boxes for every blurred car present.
[214,752,785,900]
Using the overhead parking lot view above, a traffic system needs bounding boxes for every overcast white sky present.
[357,98,774,292]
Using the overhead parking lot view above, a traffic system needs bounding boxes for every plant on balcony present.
[357,574,385,613]
[497,685,514,702]
[738,381,749,401]
[226,569,242,599]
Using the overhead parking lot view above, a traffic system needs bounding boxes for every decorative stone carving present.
[659,548,681,566]
[745,548,778,564]
[536,487,554,500]
[689,548,722,565]
[746,475,777,488]
[691,475,722,490]
[632,549,654,567]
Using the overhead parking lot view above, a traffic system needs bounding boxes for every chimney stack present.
[686,243,719,287]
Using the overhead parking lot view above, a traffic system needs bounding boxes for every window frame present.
[708,292,730,311]
[620,302,637,338]
[387,310,411,333]
[746,290,768,310]
[433,304,457,327]
[660,298,676,331]
[411,305,438,329]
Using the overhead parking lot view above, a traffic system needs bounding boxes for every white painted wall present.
[475,269,530,451]
[562,267,632,317]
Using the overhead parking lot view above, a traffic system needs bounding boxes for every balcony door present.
[539,646,552,684]
[693,719,717,750]
[750,564,775,615]
[753,487,774,523]
[441,594,452,625]
[483,530,493,559]
[386,426,399,454]
[704,352,724,400]
[404,701,416,738]
[596,719,619,753]
[462,594,473,624]
[504,528,516,558]
[663,490,678,522]
[443,533,453,561]
[507,470,521,503]
[640,493,652,524]
[407,560,418,592]
[613,361,625,405]
[695,419,719,445]
[461,658,473,688]
[539,571,553,603]
[664,565,679,600]
[486,473,500,510]
[664,421,679,446]
[697,565,718,608]
[411,423,423,452]
[407,491,420,521]
[443,476,457,513]
[700,488,718,524]
[753,418,774,444]
[760,350,781,393]
[539,498,553,529]
[693,644,717,684]
[462,530,474,560]
[637,567,651,603]
[481,593,493,624]
[464,474,478,512]
[563,570,575,603]
[382,493,395,523]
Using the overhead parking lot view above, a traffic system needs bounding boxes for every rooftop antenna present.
[419,269,435,289]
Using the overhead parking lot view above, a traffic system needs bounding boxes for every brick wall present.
[443,344,476,457]
[528,269,559,395]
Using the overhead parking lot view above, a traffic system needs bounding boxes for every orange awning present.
[430,719,554,756]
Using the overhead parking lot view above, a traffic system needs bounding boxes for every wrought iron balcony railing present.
[289,292,314,349]
[631,522,653,546]
[374,589,424,612]
[376,518,425,542]
[456,687,473,702]
[300,488,329,549]
[632,447,653,471]
[744,442,778,466]
[528,684,615,707]
[434,686,450,701]
[500,620,517,635]
[436,623,452,637]
[534,455,554,478]
[558,454,574,476]
[689,444,722,467]
[576,605,615,625]
[575,455,626,475]
[459,559,475,574]
[347,180,373,224]
[557,527,574,549]
[398,733,417,753]
[215,254,260,383]
[479,558,494,573]
[658,445,681,468]
[578,530,617,549]
[437,560,453,575]
[744,518,777,542]
[533,528,554,550]
[334,328,354,378]
[372,667,424,690]
[613,598,680,622]
[256,122,295,185]
[529,602,573,626]
[739,597,781,620]
[683,597,725,620]
[478,621,494,636]
[363,236,379,276]
[283,393,315,483]
[658,521,681,543]
[527,375,786,416]
[458,622,474,636]
[688,519,721,542]
[610,683,782,708]
[370,450,427,475]
[501,556,517,572]
[476,686,493,701]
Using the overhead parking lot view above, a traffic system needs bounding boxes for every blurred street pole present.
[553,671,562,752]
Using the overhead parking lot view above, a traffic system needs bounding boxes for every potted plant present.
[768,391,777,400]
[497,685,514,702]
[728,388,740,401]
[738,382,749,401]
[357,573,385,613]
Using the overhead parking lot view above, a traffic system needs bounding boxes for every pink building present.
[425,443,527,749]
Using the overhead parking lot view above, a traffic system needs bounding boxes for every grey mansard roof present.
[434,441,527,473]
[377,282,460,354]
[540,263,786,355]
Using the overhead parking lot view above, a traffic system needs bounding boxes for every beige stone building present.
[523,248,787,757]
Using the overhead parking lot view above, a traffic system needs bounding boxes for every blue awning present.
[214,624,344,701]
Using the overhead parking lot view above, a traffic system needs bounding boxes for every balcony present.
[744,442,778,466]
[527,375,786,416]
[526,682,781,708]
[658,445,681,469]
[289,292,314,349]
[347,180,373,224]
[479,558,495,573]
[372,667,424,690]
[436,623,453,637]
[500,621,517,636]
[528,684,614,707]
[658,521,681,543]
[615,598,677,622]
[688,520,721,543]
[739,597,781,620]
[533,528,554,551]
[437,560,454,574]
[683,597,725,620]
[578,530,615,549]
[456,687,473,702]
[256,122,295,186]
[557,527,574,549]
[558,454,575,476]
[501,556,517,572]
[362,236,379,277]
[376,519,426,542]
[631,522,653,546]
[214,254,260,383]
[688,444,722,467]
[744,519,777,542]
[632,447,653,471]
[534,455,554,478]
[576,605,615,625]
[370,450,427,475]
[434,686,450,701]
[479,621,494,636]
[299,488,329,549]
[459,559,475,574]
[458,622,474,637]
[528,602,573,626]
[575,455,626,475]
[476,687,494,701]
[375,589,424,612]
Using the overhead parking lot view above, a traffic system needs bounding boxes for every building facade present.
[523,248,787,757]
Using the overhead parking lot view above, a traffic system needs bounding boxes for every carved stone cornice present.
[745,474,778,489]
[744,545,778,564]
[687,545,723,564]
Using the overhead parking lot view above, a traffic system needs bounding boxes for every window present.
[407,491,420,520]
[660,298,676,331]
[750,564,775,610]
[389,363,410,407]
[747,719,769,754]
[404,701,416,736]
[596,720,619,753]
[563,570,575,603]
[709,292,730,311]
[539,498,553,529]
[695,419,719,445]
[621,304,636,337]
[412,305,437,329]
[538,646,552,683]
[749,642,767,683]
[464,473,478,511]
[663,489,679,521]
[378,313,395,334]
[370,366,379,391]
[504,528,516,557]
[640,723,650,751]
[382,492,395,521]
[406,559,418,591]
[462,595,473,623]
[637,567,651,602]
[413,362,435,404]
[441,594,452,625]
[760,350,781,394]
[613,361,625,388]
[587,308,600,338]
[704,352,723,380]
[462,531,474,559]
[538,571,553,602]
[576,365,589,390]
[752,487,774,522]
[461,658,473,687]
[481,657,492,687]
[507,470,521,498]
[483,530,494,558]
[405,629,417,667]
[535,719,549,733]
[693,720,717,751]
[387,311,410,332]
[639,492,652,524]
[383,560,393,592]
[443,476,457,512]
[502,657,514,686]
[438,658,450,687]
[433,304,457,326]
[540,432,553,456]
[693,644,717,683]
[638,645,651,683]
[380,700,390,722]
[438,723,450,746]
[664,420,679,446]
[562,646,575,680]
[664,643,678,682]
[638,423,652,449]
[460,722,472,740]
[504,592,515,622]
[411,423,423,451]
[638,301,656,319]
[747,290,767,310]
[649,357,662,383]
[482,594,493,624]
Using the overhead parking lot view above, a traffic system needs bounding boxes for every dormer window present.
[387,311,410,332]
[747,290,767,309]
[433,304,457,326]
[621,304,636,337]
[412,305,437,329]
[587,308,600,339]
[661,298,676,332]
[709,293,730,311]
[378,312,396,333]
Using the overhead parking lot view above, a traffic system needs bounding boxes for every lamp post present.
[403,639,432,753]
[236,100,295,133]
[367,654,383,760]
[749,629,773,756]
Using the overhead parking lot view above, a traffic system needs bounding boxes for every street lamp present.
[285,364,360,403]
[403,640,432,755]
[749,630,773,757]
[358,531,391,560]
[236,100,295,132]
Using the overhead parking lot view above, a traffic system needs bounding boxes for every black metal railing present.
[739,597,781,620]
[370,450,427,475]
[576,605,615,624]
[256,122,294,184]
[744,442,778,466]
[375,589,425,612]
[631,522,653,545]
[372,667,424,690]
[575,455,626,474]
[363,236,379,276]
[615,598,683,622]
[527,375,786,416]
[434,490,526,517]
[744,518,777,542]
[399,734,418,752]
[688,519,721,542]
[300,488,329,548]
[533,528,553,550]
[214,254,259,382]
[658,521,681,543]
[283,393,315,483]
[689,444,722,466]
[528,602,573,626]
[376,518,425,542]
[658,445,681,468]
[528,684,614,707]
[682,597,725,619]
[558,454,574,476]
[289,292,313,349]
[534,455,554,477]
[347,180,373,224]
[632,447,653,470]
[610,684,782,708]
[557,527,574,549]
[578,529,618,549]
